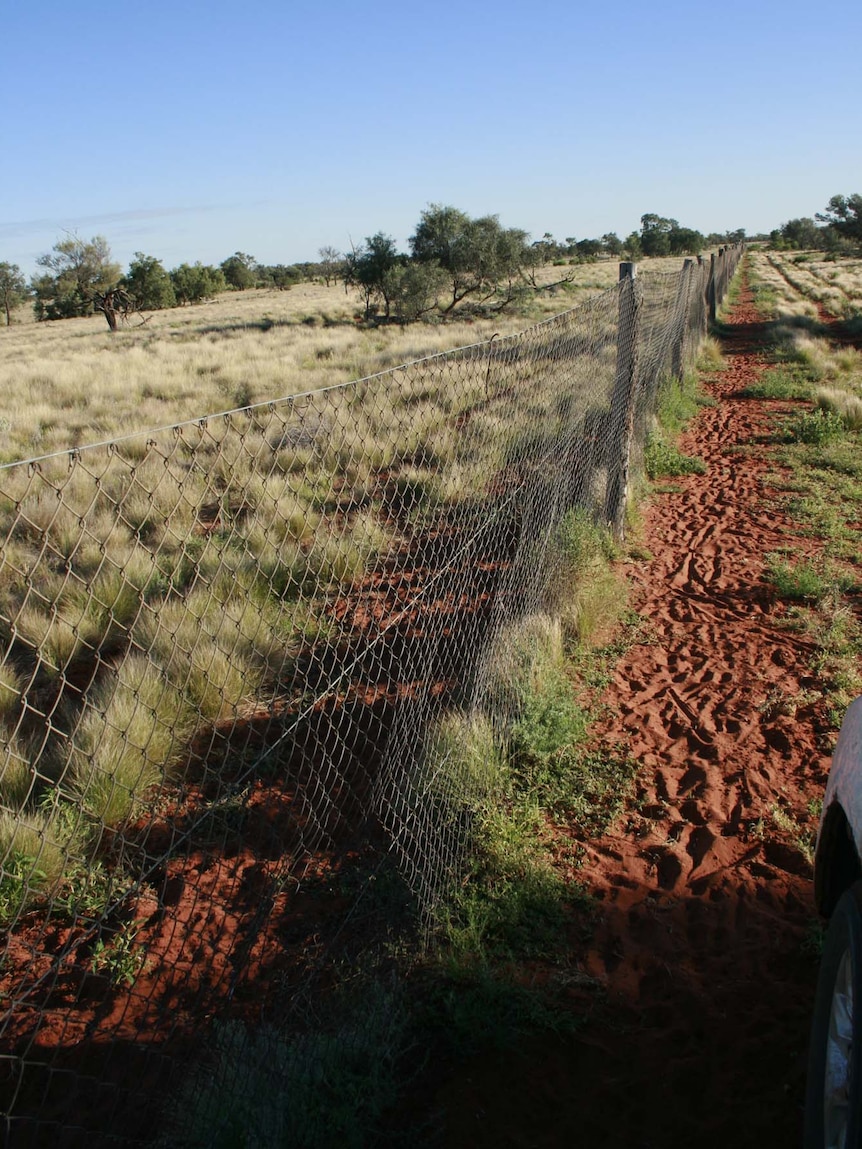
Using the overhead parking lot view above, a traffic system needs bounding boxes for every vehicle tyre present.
[805,881,862,1149]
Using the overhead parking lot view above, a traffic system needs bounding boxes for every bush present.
[784,408,846,446]
[644,435,706,478]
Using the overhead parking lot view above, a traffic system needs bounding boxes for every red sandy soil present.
[431,275,847,1147]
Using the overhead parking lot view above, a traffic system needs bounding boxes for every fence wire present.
[0,247,741,1146]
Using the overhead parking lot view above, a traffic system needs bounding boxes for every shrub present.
[784,408,846,446]
[739,368,813,400]
[644,435,706,478]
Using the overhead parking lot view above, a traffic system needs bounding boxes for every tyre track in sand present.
[439,266,837,1148]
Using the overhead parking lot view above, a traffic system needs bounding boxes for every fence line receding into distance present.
[0,246,742,1145]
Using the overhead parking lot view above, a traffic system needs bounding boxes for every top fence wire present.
[0,247,741,1147]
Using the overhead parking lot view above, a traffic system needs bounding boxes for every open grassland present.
[755,250,862,322]
[0,256,689,464]
[746,250,862,724]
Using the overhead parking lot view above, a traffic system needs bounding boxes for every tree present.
[639,214,679,257]
[773,217,824,250]
[575,238,602,261]
[0,262,27,326]
[93,287,138,332]
[383,263,448,321]
[623,231,643,259]
[601,233,624,257]
[667,227,705,256]
[409,204,533,313]
[32,234,121,320]
[259,264,301,291]
[817,194,862,251]
[170,262,227,305]
[344,233,403,317]
[220,252,257,290]
[122,253,176,310]
[318,246,343,287]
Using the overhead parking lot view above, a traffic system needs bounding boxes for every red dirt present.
[431,276,841,1146]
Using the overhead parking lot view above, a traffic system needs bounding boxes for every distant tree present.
[93,286,139,332]
[0,262,28,326]
[170,262,227,305]
[601,233,624,257]
[623,231,643,259]
[773,217,824,250]
[817,194,862,251]
[318,246,343,286]
[575,238,602,261]
[259,264,302,291]
[667,227,705,256]
[122,253,176,310]
[220,252,257,290]
[32,234,121,320]
[345,233,404,317]
[639,214,679,257]
[410,204,533,313]
[384,262,448,321]
[531,233,560,264]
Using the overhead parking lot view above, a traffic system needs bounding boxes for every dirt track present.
[437,272,834,1147]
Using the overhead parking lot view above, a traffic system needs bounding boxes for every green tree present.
[170,263,227,305]
[774,217,824,250]
[817,194,862,251]
[220,252,257,290]
[257,264,301,290]
[639,214,678,257]
[667,227,704,255]
[623,232,643,259]
[601,233,624,257]
[575,238,602,261]
[32,234,121,320]
[122,253,176,310]
[384,263,448,321]
[410,204,533,313]
[345,233,403,318]
[0,262,28,326]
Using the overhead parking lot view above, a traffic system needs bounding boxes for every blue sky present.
[2,0,860,276]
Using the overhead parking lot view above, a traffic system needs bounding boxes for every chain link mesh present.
[0,247,742,1145]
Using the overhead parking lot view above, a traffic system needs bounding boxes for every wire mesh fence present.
[0,247,741,1145]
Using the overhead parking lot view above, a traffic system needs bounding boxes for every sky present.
[2,0,861,277]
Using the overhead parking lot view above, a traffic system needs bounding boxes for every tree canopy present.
[0,263,28,326]
[122,253,176,310]
[817,194,862,250]
[32,235,121,321]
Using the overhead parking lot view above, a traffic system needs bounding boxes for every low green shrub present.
[644,436,706,479]
[784,408,846,446]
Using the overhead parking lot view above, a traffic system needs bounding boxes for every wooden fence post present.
[708,252,717,325]
[605,262,641,540]
[671,259,695,381]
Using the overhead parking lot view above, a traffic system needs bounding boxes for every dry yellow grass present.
[0,256,693,464]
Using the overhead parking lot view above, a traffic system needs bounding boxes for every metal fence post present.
[605,262,641,540]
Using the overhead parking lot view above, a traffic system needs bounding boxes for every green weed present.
[739,367,813,401]
[783,408,846,446]
[644,436,707,479]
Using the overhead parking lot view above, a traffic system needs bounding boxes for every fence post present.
[671,259,695,381]
[708,252,717,325]
[605,262,641,540]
